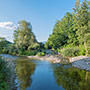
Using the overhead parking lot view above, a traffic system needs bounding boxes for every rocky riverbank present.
[27,55,68,63]
[69,56,88,63]
[69,56,90,71]
[72,57,90,71]
[28,55,90,71]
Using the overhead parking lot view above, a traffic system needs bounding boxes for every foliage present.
[24,51,37,56]
[11,20,45,56]
[0,57,10,90]
[37,52,45,56]
[45,12,79,50]
[45,0,90,56]
[14,20,37,50]
[0,19,46,56]
[79,45,86,55]
[60,47,81,57]
[60,44,87,57]
[0,37,11,54]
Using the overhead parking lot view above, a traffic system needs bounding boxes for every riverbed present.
[0,54,90,90]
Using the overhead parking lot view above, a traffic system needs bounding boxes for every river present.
[0,54,90,90]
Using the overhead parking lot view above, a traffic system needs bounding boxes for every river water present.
[1,54,90,90]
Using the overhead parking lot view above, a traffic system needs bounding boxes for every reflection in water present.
[15,57,90,90]
[53,65,90,90]
[15,59,36,90]
[15,59,64,90]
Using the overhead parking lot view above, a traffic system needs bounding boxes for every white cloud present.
[0,21,16,30]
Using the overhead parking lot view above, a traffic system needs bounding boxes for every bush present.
[37,52,45,56]
[60,47,81,57]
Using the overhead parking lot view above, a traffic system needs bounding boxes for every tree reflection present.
[15,59,36,90]
[53,65,90,90]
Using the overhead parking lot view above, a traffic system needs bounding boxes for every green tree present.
[45,12,78,50]
[14,20,39,54]
[73,0,90,56]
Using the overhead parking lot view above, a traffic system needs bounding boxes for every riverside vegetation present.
[1,0,90,90]
[45,0,90,57]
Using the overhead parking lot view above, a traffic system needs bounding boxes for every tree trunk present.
[84,42,88,56]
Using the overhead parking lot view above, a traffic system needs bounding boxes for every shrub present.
[60,47,81,57]
[37,52,45,56]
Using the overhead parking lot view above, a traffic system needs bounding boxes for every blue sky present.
[0,0,84,42]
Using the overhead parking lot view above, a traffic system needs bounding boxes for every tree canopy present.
[45,0,90,56]
[14,20,38,51]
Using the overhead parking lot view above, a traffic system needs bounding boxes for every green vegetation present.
[0,37,11,54]
[45,0,90,57]
[0,57,10,90]
[60,45,86,57]
[0,20,45,56]
[60,47,80,57]
[13,20,45,56]
[37,52,45,56]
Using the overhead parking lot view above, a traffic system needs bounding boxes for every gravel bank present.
[28,55,90,71]
[69,56,88,63]
[27,55,68,63]
[69,56,90,71]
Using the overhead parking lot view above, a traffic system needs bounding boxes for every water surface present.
[1,54,90,90]
[15,58,64,90]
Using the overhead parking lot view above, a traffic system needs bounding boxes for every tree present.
[46,0,90,56]
[45,12,78,50]
[14,20,38,54]
[73,0,90,56]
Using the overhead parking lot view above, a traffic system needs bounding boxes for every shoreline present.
[27,55,90,71]
[1,54,90,71]
[70,56,90,71]
[27,55,68,63]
